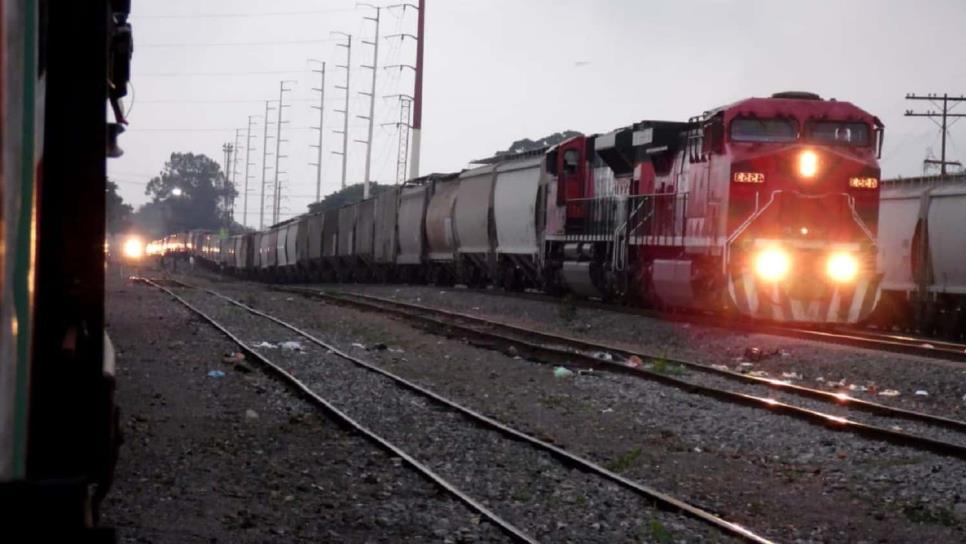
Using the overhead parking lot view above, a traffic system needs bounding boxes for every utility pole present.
[332,32,352,190]
[905,93,966,178]
[357,5,381,199]
[411,0,424,180]
[243,115,257,228]
[260,100,276,230]
[232,128,244,222]
[309,60,327,202]
[222,142,234,227]
[383,94,413,185]
[387,0,423,181]
[273,81,294,225]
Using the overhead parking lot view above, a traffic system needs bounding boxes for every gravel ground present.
[321,290,966,451]
[170,270,966,543]
[168,284,736,544]
[101,271,510,543]
[331,284,966,421]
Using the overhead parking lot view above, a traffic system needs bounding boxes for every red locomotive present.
[545,91,884,323]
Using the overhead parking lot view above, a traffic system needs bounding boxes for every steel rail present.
[317,289,966,434]
[178,283,778,544]
[337,283,966,364]
[138,278,538,544]
[284,287,966,461]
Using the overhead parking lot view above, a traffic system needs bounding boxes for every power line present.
[906,93,966,177]
[136,8,356,20]
[139,38,336,48]
[137,70,310,77]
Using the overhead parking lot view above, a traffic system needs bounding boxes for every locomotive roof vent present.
[771,91,822,100]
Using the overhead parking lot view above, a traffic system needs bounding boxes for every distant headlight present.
[122,237,145,260]
[799,150,819,178]
[754,248,791,282]
[826,252,858,283]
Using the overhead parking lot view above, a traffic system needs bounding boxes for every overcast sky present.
[112,0,966,226]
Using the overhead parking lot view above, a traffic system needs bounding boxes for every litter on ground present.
[280,341,304,351]
[914,390,929,397]
[553,366,575,379]
[223,352,245,364]
[878,389,901,397]
[207,370,226,378]
[253,341,277,349]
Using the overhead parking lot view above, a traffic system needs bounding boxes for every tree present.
[144,152,237,235]
[495,130,582,157]
[306,182,391,214]
[105,179,133,233]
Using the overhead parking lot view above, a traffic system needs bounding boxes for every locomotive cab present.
[717,93,884,322]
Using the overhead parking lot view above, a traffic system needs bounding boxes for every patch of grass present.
[646,519,673,544]
[539,395,567,408]
[557,294,578,323]
[510,487,531,503]
[650,357,686,376]
[605,447,642,473]
[902,503,959,527]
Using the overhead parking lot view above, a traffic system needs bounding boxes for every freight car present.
[163,91,886,326]
[874,174,966,337]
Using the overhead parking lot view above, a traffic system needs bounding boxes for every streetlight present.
[171,187,183,197]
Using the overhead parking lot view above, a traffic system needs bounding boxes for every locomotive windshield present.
[806,121,870,146]
[729,118,798,143]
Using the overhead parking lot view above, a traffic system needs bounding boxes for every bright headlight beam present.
[754,248,790,282]
[799,150,819,178]
[122,237,145,260]
[827,252,858,283]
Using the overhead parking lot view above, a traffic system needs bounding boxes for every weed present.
[539,395,566,408]
[650,358,686,376]
[510,487,531,503]
[647,519,673,544]
[605,447,642,473]
[902,503,959,527]
[558,294,578,323]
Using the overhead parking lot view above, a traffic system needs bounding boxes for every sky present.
[112,0,966,227]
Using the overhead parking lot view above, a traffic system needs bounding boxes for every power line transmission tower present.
[357,5,381,199]
[232,128,244,221]
[222,142,234,226]
[260,100,276,229]
[387,0,423,181]
[273,80,295,225]
[243,115,258,228]
[332,32,352,190]
[905,92,966,178]
[383,94,413,185]
[309,60,326,202]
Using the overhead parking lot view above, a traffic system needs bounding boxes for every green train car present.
[0,1,131,539]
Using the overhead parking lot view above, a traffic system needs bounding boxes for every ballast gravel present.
[172,285,737,544]
[337,283,966,421]
[175,274,966,543]
[103,274,510,543]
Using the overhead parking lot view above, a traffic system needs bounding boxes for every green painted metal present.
[11,0,38,478]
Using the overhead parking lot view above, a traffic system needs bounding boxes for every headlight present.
[122,237,145,260]
[799,150,819,178]
[754,248,791,282]
[826,252,858,283]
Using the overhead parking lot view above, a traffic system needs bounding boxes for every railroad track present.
[326,284,966,364]
[141,277,772,544]
[274,286,966,461]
